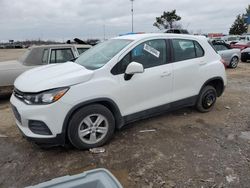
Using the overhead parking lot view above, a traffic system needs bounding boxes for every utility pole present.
[130,0,134,32]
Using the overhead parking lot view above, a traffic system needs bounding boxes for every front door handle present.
[161,71,171,77]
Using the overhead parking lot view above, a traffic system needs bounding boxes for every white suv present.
[10,34,227,149]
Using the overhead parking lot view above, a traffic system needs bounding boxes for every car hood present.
[14,62,94,92]
[242,47,250,53]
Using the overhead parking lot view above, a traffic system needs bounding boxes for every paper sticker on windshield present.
[143,44,160,58]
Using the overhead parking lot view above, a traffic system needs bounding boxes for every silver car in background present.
[211,40,241,68]
[0,44,91,94]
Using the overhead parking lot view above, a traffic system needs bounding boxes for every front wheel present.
[67,104,115,150]
[229,56,239,68]
[196,85,217,113]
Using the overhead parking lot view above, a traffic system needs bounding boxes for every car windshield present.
[75,39,132,70]
[228,37,237,41]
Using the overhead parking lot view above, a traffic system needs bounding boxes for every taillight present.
[220,59,227,69]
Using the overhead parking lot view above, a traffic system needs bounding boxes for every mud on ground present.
[0,50,250,188]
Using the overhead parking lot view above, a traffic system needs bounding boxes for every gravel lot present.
[0,49,250,188]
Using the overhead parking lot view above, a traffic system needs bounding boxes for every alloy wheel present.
[78,114,109,144]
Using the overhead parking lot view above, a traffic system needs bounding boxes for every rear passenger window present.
[172,39,204,62]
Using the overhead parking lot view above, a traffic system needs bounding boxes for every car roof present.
[113,33,205,41]
[29,44,91,49]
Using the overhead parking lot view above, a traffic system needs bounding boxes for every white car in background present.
[0,44,91,93]
[222,35,240,45]
[10,33,226,149]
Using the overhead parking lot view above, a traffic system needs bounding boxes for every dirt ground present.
[0,50,250,188]
[0,49,26,61]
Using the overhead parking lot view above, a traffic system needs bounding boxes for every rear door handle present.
[199,61,207,65]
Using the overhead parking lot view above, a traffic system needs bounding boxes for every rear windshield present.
[19,48,47,66]
[19,49,31,63]
[208,41,218,53]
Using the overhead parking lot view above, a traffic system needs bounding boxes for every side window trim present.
[165,39,172,64]
[41,49,49,64]
[48,48,52,64]
[50,49,57,63]
[168,39,175,63]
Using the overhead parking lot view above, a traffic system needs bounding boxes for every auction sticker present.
[143,44,160,58]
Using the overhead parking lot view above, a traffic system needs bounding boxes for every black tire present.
[229,56,239,68]
[241,57,246,63]
[196,85,217,113]
[241,53,247,63]
[67,104,115,150]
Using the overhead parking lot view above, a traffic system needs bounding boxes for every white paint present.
[10,34,227,141]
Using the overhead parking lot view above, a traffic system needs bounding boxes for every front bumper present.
[10,94,73,145]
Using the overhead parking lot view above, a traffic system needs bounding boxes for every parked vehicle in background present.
[10,33,226,149]
[231,41,250,50]
[239,35,250,42]
[165,29,189,34]
[0,44,91,92]
[211,40,241,68]
[241,47,250,62]
[222,35,240,45]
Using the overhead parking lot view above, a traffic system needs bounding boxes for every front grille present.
[11,104,21,123]
[13,88,25,101]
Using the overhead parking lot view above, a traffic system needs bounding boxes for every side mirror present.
[124,62,144,80]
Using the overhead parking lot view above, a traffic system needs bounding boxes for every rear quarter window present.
[194,41,204,57]
[77,48,89,55]
[42,49,49,64]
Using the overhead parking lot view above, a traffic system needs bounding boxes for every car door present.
[215,44,231,63]
[49,48,75,64]
[171,38,205,102]
[111,39,173,116]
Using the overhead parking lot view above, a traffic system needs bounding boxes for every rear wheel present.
[67,104,115,150]
[229,56,239,68]
[196,85,217,113]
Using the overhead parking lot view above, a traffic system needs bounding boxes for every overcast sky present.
[0,0,249,42]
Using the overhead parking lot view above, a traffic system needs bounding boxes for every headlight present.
[23,87,69,105]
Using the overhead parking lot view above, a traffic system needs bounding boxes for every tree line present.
[153,5,250,35]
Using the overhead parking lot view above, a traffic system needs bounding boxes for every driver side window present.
[111,39,167,75]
